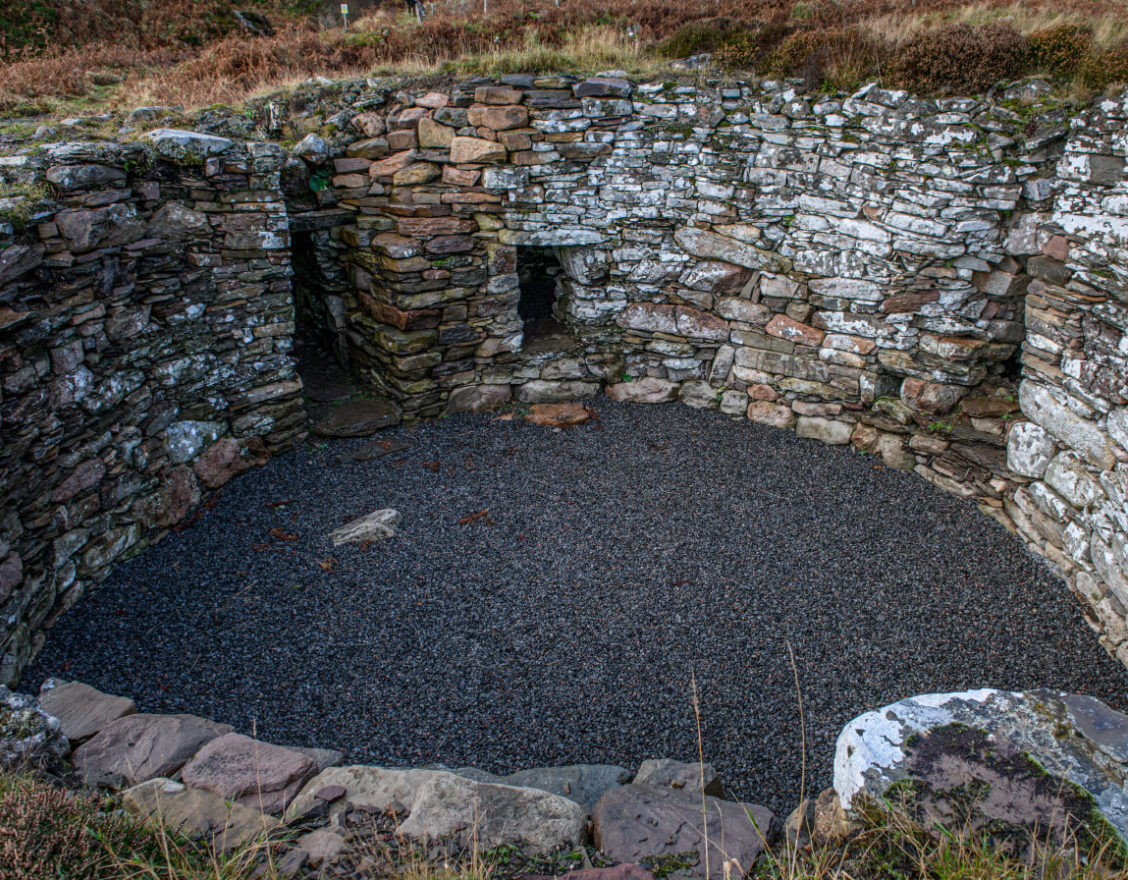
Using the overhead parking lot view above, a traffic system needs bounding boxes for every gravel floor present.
[26,398,1128,813]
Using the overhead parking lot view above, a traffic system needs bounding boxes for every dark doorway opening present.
[517,246,564,342]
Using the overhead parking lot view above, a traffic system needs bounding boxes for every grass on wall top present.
[0,1,1126,117]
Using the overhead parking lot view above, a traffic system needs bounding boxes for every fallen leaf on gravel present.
[267,498,297,508]
[358,539,373,551]
[270,528,298,541]
[458,509,495,526]
[423,460,441,472]
[251,543,268,552]
[318,558,337,572]
[204,496,220,510]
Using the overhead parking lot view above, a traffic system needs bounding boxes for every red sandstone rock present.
[396,216,478,237]
[675,306,729,341]
[51,459,106,503]
[467,105,529,131]
[766,313,825,347]
[365,300,441,331]
[747,400,795,428]
[74,714,234,785]
[152,465,200,528]
[748,383,779,401]
[450,137,507,164]
[442,166,480,186]
[416,91,450,109]
[525,403,594,427]
[192,437,269,490]
[368,150,418,178]
[882,289,940,313]
[181,732,317,815]
[38,680,136,743]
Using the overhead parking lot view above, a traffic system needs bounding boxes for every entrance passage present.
[517,246,564,341]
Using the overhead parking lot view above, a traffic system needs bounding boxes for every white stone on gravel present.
[328,509,401,546]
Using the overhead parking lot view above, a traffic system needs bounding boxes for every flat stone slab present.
[634,759,723,798]
[38,679,135,743]
[123,777,278,851]
[311,398,401,437]
[834,689,1128,844]
[593,783,776,880]
[181,732,318,815]
[73,713,233,785]
[525,403,595,428]
[289,766,586,855]
[327,508,400,547]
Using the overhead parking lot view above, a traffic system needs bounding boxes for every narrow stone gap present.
[517,245,566,344]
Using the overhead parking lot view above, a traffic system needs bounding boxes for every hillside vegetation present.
[0,0,1127,115]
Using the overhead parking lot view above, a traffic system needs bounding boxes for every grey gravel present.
[25,399,1128,812]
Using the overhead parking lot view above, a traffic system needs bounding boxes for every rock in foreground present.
[834,689,1128,844]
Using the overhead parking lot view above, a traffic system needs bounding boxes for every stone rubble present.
[6,679,1128,875]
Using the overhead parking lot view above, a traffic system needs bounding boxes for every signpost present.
[340,3,349,30]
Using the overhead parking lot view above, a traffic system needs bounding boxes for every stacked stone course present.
[0,134,306,684]
[1,75,1126,683]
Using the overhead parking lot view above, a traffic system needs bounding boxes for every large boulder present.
[592,784,775,880]
[289,766,586,855]
[834,690,1128,846]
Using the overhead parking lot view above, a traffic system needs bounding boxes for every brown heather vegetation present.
[0,1,1127,117]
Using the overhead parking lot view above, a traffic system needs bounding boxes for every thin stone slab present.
[73,713,233,785]
[311,398,401,437]
[327,508,400,547]
[38,679,135,743]
[181,732,318,815]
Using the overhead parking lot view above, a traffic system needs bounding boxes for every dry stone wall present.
[0,132,306,685]
[0,75,1126,684]
[1004,93,1128,662]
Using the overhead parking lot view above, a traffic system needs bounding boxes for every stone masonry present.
[0,132,306,684]
[0,75,1126,682]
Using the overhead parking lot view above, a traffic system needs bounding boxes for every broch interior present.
[1,74,1127,716]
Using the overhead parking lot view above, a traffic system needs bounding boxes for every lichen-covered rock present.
[834,690,1128,844]
[0,686,69,768]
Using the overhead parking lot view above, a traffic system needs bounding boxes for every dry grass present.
[754,796,1128,880]
[2,0,1128,117]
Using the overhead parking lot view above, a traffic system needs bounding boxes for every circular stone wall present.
[27,399,1128,812]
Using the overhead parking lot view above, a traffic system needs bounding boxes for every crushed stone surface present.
[27,399,1128,812]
